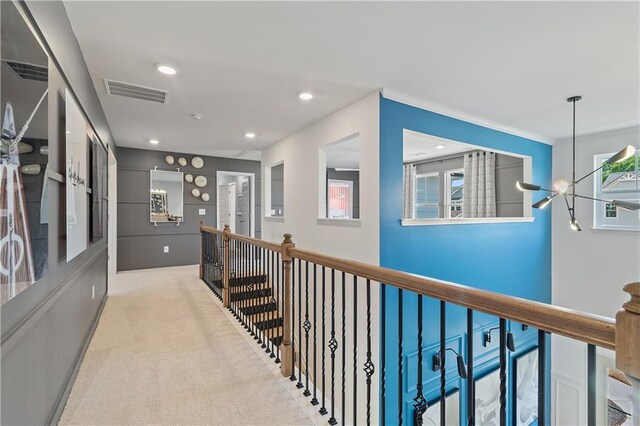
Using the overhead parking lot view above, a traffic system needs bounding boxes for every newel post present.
[280,233,295,377]
[222,225,231,308]
[616,282,640,426]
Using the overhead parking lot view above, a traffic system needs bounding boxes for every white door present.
[218,184,229,229]
[228,182,236,233]
[107,148,117,276]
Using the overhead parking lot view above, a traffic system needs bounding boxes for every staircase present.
[204,269,284,350]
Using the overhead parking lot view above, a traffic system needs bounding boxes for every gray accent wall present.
[1,2,113,425]
[117,147,261,271]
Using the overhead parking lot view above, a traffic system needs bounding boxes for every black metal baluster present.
[440,301,445,426]
[499,318,507,426]
[587,343,596,426]
[399,289,404,426]
[257,247,268,349]
[413,294,426,425]
[467,309,474,426]
[303,261,312,396]
[232,240,239,320]
[381,284,386,425]
[290,258,297,382]
[341,271,346,426]
[297,259,304,389]
[538,329,546,426]
[328,268,338,426]
[353,275,358,426]
[253,246,260,340]
[245,242,251,332]
[320,265,328,415]
[311,263,319,405]
[275,252,281,364]
[363,279,374,426]
[268,250,275,357]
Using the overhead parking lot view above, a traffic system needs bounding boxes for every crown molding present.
[381,88,554,145]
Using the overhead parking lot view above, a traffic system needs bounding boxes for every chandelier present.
[516,96,639,231]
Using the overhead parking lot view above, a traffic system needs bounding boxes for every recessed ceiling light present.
[156,64,177,75]
[435,144,446,150]
[298,91,314,101]
[245,132,256,139]
[149,139,159,145]
[191,113,203,120]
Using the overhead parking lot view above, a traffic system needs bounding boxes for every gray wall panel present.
[117,234,201,270]
[1,3,113,424]
[117,147,260,271]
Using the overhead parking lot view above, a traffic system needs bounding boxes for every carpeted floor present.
[59,266,312,425]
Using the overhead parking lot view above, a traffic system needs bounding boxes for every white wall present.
[551,126,640,425]
[261,91,380,423]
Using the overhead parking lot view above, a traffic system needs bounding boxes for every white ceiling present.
[403,130,473,163]
[63,1,639,159]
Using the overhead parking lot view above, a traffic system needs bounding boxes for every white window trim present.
[414,172,440,219]
[402,217,535,226]
[593,152,640,231]
[444,168,464,219]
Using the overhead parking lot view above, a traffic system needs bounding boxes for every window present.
[265,162,284,218]
[415,173,439,218]
[594,151,639,230]
[446,169,464,218]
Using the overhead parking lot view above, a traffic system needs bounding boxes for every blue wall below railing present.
[379,95,552,425]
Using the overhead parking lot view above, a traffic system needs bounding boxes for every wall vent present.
[4,60,48,82]
[103,78,168,104]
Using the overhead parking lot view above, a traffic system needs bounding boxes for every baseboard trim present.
[46,292,108,425]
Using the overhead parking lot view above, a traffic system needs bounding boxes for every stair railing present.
[200,224,639,426]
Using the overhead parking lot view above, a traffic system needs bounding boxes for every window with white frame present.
[415,172,439,218]
[445,169,464,218]
[594,151,639,230]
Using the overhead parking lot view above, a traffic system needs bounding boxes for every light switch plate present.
[164,246,169,253]
[199,209,206,215]
[92,285,95,300]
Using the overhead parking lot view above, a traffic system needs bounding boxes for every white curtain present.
[402,164,416,219]
[463,152,496,218]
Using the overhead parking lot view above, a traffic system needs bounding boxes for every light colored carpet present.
[59,266,312,425]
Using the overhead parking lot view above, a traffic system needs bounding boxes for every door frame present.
[216,171,255,237]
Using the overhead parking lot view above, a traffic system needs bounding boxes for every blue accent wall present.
[379,96,552,425]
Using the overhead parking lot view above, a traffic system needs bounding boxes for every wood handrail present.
[200,224,224,235]
[289,246,616,351]
[200,225,616,350]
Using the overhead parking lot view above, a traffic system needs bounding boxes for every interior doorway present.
[216,171,254,237]
[107,147,117,276]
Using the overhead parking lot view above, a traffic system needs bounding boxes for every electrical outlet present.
[199,208,206,215]
[92,285,95,300]
[164,246,169,253]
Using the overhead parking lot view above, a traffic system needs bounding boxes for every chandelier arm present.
[572,194,612,204]
[563,194,575,221]
[574,164,606,186]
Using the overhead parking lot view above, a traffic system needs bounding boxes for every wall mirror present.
[402,129,533,225]
[1,1,50,304]
[150,169,184,223]
[319,134,360,220]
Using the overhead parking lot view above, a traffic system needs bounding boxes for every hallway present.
[59,266,312,425]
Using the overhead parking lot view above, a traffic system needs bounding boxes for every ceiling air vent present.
[103,78,168,104]
[4,60,48,82]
